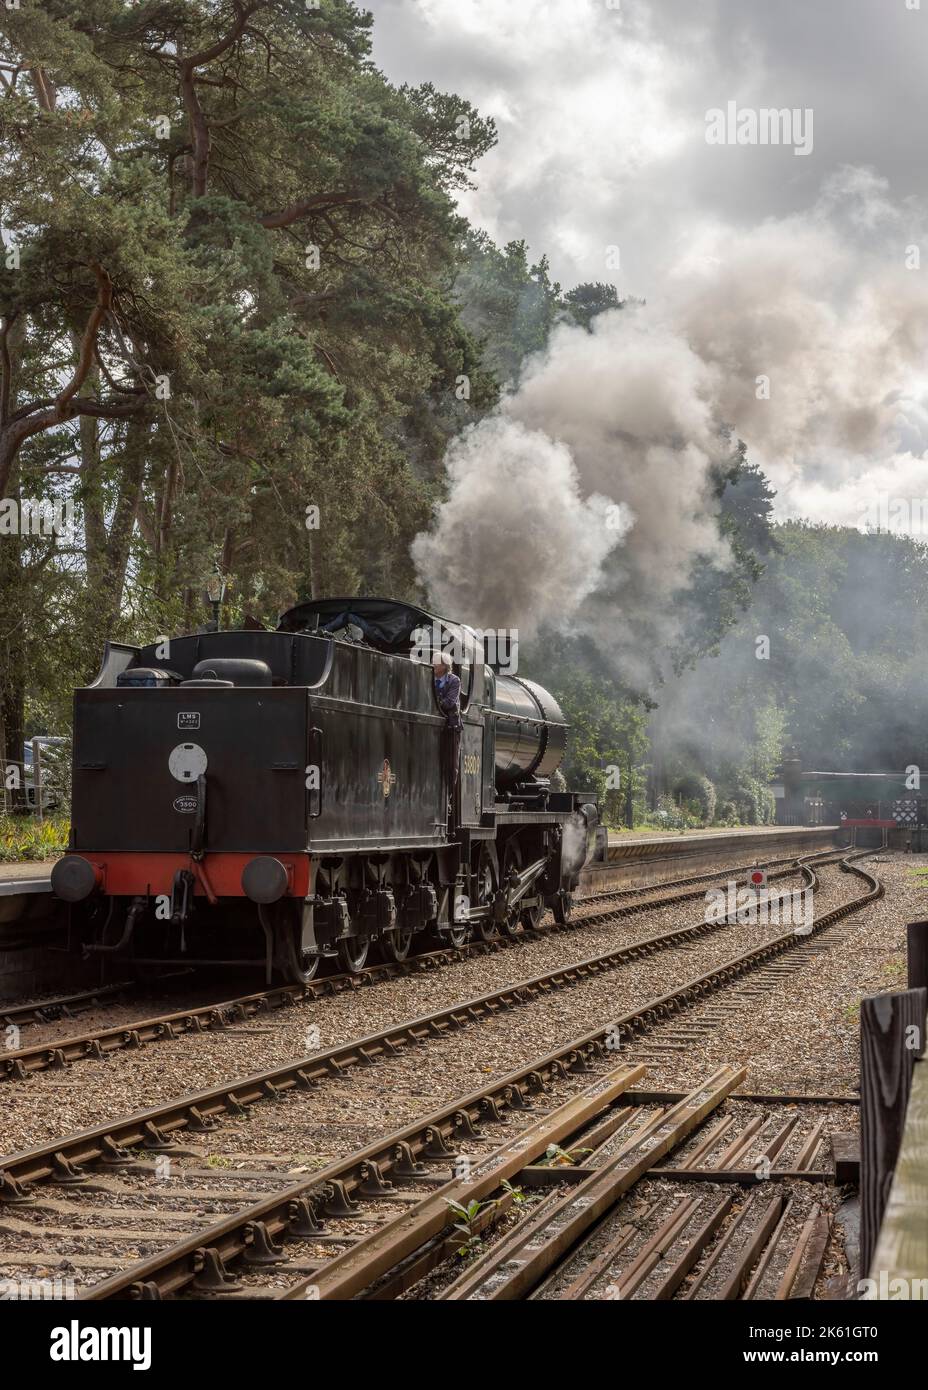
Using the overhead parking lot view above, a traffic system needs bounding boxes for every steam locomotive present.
[50,597,598,984]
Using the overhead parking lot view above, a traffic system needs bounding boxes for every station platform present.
[0,859,56,883]
[0,863,54,913]
[580,825,843,893]
[608,824,836,844]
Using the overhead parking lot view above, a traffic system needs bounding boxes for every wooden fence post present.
[860,987,928,1278]
[908,920,928,995]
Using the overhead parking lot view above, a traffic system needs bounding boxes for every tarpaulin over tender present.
[277,596,470,658]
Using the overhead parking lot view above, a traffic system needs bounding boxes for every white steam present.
[412,169,928,672]
[410,415,631,630]
[412,306,729,661]
[667,167,928,520]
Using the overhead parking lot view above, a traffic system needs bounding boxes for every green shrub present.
[0,815,70,863]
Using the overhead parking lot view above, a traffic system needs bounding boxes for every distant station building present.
[773,759,925,846]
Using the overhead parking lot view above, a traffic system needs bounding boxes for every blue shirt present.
[434,671,462,729]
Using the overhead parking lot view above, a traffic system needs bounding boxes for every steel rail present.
[437,1067,748,1302]
[0,865,824,1188]
[0,851,833,1082]
[0,980,137,1028]
[54,854,880,1299]
[85,1058,652,1299]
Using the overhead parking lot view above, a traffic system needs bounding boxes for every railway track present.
[0,854,880,1298]
[435,1086,848,1303]
[0,844,842,1026]
[279,1064,752,1302]
[0,849,845,1082]
[0,980,137,1029]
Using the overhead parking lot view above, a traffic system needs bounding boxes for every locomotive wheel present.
[280,914,321,986]
[520,900,545,932]
[337,935,370,974]
[551,891,573,926]
[379,924,414,963]
[499,840,524,938]
[473,844,499,942]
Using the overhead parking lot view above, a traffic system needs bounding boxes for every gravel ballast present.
[0,852,911,1301]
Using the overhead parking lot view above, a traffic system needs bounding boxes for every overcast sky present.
[368,0,928,531]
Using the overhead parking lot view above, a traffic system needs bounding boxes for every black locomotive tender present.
[52,597,599,984]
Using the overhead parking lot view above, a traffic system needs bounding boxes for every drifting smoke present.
[412,169,928,679]
[412,308,729,662]
[665,167,928,516]
[410,415,631,631]
[560,812,593,877]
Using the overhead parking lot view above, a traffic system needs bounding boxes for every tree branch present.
[93,344,140,394]
[0,313,17,426]
[258,190,374,230]
[182,3,264,69]
[65,396,148,420]
[136,501,158,553]
[177,1,264,197]
[30,67,55,112]
[179,63,211,198]
[56,263,113,413]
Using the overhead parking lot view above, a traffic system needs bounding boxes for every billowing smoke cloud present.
[412,168,928,672]
[410,415,631,631]
[505,309,730,624]
[412,304,731,661]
